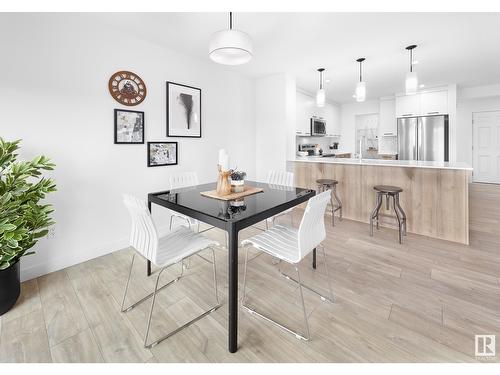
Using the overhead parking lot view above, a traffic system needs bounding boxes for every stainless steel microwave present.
[310,117,326,136]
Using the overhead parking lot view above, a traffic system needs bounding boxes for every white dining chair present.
[168,172,200,231]
[241,190,334,341]
[121,194,221,348]
[266,170,295,228]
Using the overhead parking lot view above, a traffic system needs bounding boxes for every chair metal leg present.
[370,193,382,236]
[210,248,220,305]
[320,244,335,303]
[241,246,250,305]
[241,252,311,341]
[333,185,343,222]
[392,195,403,244]
[295,265,311,341]
[121,251,220,349]
[121,254,184,313]
[144,267,166,347]
[395,195,407,236]
[143,254,221,348]
[120,253,136,312]
[330,189,336,227]
[277,253,334,304]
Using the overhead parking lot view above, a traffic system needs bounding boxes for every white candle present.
[222,154,230,171]
[218,149,227,166]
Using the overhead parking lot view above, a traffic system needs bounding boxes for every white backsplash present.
[296,136,340,154]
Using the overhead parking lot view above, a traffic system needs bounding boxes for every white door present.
[473,111,500,183]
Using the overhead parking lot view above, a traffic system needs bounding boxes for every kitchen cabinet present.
[295,90,340,136]
[379,98,397,136]
[420,90,448,115]
[296,91,313,134]
[395,94,420,117]
[395,90,448,118]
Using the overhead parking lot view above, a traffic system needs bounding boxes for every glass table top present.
[150,181,314,223]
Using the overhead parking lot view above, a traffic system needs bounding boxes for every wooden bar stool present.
[369,185,407,244]
[316,179,342,226]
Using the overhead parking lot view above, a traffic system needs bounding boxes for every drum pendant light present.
[316,68,326,107]
[209,12,253,65]
[355,58,366,102]
[405,45,418,95]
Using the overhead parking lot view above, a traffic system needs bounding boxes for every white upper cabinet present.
[419,90,448,115]
[295,91,313,134]
[379,98,397,136]
[295,91,340,136]
[323,104,341,136]
[395,94,420,117]
[395,90,449,118]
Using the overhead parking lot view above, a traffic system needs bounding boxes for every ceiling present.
[97,12,500,103]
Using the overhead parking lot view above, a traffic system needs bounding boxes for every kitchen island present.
[288,157,473,244]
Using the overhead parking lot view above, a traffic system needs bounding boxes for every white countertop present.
[291,156,473,170]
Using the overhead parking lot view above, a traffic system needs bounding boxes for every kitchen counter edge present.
[290,157,473,171]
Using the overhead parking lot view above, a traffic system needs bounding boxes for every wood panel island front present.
[289,157,473,244]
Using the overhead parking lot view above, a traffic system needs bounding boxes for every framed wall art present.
[147,142,178,167]
[166,81,201,138]
[114,109,144,144]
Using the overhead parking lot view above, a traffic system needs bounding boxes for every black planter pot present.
[0,260,20,316]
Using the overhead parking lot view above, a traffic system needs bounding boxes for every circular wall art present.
[108,71,147,106]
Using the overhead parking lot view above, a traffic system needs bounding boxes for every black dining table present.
[147,180,315,353]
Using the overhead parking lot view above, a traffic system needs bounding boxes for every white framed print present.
[166,81,201,138]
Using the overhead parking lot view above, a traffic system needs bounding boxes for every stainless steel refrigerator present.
[397,115,449,162]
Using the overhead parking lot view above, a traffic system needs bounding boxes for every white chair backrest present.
[297,190,331,259]
[123,194,159,264]
[267,170,294,188]
[169,172,199,190]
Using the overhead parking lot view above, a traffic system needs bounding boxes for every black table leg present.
[228,223,238,353]
[147,200,152,277]
[312,248,317,269]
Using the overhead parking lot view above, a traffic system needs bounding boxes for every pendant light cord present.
[409,48,413,73]
[319,70,323,90]
[229,12,233,30]
[359,61,362,82]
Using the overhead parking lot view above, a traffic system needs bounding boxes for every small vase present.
[230,179,245,193]
[216,169,231,196]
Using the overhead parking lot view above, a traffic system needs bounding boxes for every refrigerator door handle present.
[416,118,422,161]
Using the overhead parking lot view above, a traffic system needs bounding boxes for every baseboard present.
[19,224,173,282]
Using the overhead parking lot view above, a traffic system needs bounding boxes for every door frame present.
[472,110,500,184]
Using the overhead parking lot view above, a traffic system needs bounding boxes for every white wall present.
[339,100,380,154]
[255,73,296,180]
[0,14,256,281]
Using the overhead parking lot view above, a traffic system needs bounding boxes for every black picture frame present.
[166,81,202,138]
[114,109,145,144]
[147,142,178,167]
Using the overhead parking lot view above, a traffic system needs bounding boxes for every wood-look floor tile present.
[0,309,51,362]
[50,328,103,363]
[37,270,89,347]
[0,279,41,324]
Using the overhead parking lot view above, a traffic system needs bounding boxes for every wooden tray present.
[200,186,264,201]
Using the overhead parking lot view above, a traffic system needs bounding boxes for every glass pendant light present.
[209,12,253,65]
[316,68,326,107]
[405,45,418,95]
[355,58,366,102]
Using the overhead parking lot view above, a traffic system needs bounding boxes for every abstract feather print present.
[178,93,194,129]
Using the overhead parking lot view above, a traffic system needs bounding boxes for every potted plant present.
[230,170,246,193]
[0,138,56,315]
